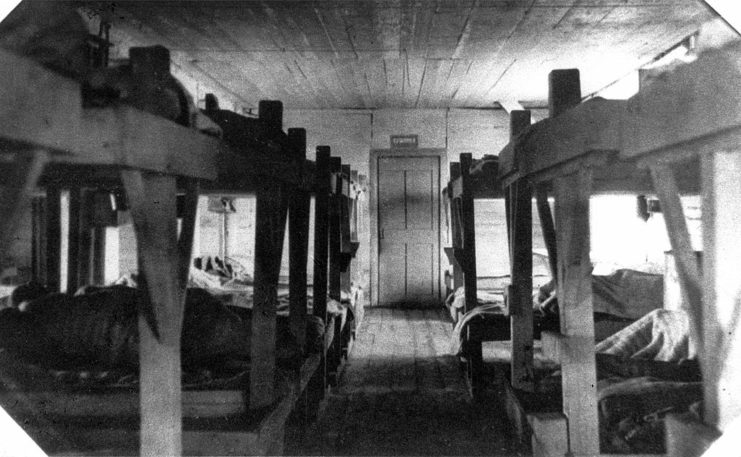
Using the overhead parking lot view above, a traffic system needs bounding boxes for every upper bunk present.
[496,73,699,195]
[445,154,504,201]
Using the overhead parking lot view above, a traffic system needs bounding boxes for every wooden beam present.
[121,170,187,457]
[77,189,94,288]
[0,49,218,180]
[553,169,599,455]
[535,186,557,282]
[508,110,534,392]
[700,150,741,431]
[251,179,289,409]
[289,128,310,352]
[649,165,703,355]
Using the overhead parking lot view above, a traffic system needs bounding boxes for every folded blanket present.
[595,309,692,362]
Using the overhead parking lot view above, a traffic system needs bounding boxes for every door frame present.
[369,148,448,307]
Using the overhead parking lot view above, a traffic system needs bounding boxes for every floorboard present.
[286,307,529,456]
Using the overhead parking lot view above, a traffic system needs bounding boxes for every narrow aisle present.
[287,308,529,456]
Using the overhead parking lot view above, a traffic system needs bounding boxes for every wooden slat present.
[535,185,557,281]
[700,150,741,431]
[553,169,599,456]
[508,110,534,391]
[121,170,186,457]
[250,180,289,409]
[289,128,310,352]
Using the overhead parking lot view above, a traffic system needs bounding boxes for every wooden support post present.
[31,196,45,283]
[121,171,197,457]
[313,146,331,397]
[289,128,309,352]
[509,178,533,391]
[67,187,82,293]
[328,157,343,381]
[313,146,331,323]
[508,110,534,391]
[329,157,342,301]
[77,189,94,287]
[649,165,703,357]
[45,186,61,292]
[251,179,289,409]
[460,153,482,394]
[553,169,599,456]
[548,69,581,118]
[700,151,741,431]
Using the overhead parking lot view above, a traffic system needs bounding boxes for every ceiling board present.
[69,0,718,109]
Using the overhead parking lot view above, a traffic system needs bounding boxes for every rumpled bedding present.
[595,309,692,362]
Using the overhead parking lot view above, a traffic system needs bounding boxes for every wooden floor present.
[286,307,529,456]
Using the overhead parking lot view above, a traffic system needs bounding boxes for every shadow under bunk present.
[0,46,358,456]
[488,56,723,457]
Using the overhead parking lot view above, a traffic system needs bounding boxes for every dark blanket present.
[0,286,324,370]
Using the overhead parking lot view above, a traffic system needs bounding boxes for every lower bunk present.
[0,283,332,456]
[483,308,704,455]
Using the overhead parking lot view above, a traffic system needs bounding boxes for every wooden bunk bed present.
[493,30,737,454]
[0,45,346,456]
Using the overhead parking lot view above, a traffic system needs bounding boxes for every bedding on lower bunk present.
[489,307,702,454]
[449,269,662,355]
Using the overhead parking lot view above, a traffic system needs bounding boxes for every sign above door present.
[390,134,418,149]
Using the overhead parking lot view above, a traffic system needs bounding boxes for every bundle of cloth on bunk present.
[0,281,326,376]
[189,255,361,326]
[449,269,663,355]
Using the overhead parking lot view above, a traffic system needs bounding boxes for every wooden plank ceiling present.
[84,0,714,109]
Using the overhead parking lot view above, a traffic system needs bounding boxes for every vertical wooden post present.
[313,147,331,322]
[553,169,599,455]
[121,171,196,457]
[289,128,310,352]
[328,158,344,382]
[77,190,94,287]
[67,187,82,293]
[313,146,331,397]
[45,186,61,292]
[0,152,47,259]
[329,157,342,302]
[251,179,289,409]
[459,153,482,394]
[31,196,46,283]
[507,110,534,391]
[548,69,581,118]
[700,151,741,430]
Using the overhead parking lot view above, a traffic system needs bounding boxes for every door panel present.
[377,154,440,307]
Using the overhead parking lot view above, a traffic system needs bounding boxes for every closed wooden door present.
[376,154,440,306]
